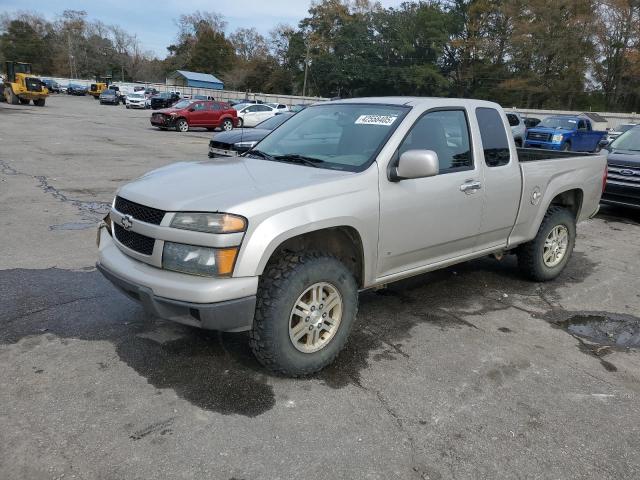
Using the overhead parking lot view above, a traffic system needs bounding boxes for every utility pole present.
[302,41,310,98]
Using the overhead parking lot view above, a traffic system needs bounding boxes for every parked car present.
[99,89,120,105]
[98,97,606,376]
[208,112,295,157]
[150,92,180,110]
[506,112,526,147]
[602,125,640,208]
[266,102,290,112]
[150,100,238,132]
[67,84,88,96]
[42,79,61,93]
[235,104,277,127]
[125,93,149,109]
[193,95,214,101]
[524,115,607,152]
[523,117,541,128]
[290,104,308,113]
[606,123,638,143]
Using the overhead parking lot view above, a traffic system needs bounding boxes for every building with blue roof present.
[166,70,224,90]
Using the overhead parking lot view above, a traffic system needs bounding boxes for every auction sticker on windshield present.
[355,115,398,126]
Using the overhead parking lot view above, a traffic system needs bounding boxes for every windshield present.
[248,103,410,172]
[538,117,578,130]
[256,114,294,130]
[129,94,144,99]
[610,126,640,151]
[172,100,192,109]
[103,90,116,95]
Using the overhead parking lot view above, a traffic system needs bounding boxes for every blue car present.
[524,115,606,152]
[67,84,88,96]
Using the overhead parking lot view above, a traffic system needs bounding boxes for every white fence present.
[46,76,326,106]
[45,76,640,128]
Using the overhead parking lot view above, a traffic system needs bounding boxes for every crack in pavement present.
[0,158,110,221]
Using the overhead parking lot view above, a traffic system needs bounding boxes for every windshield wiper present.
[247,149,275,161]
[274,154,325,168]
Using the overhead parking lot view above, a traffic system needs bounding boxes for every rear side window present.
[507,113,520,126]
[476,108,511,167]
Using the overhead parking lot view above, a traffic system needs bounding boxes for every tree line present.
[1,1,640,112]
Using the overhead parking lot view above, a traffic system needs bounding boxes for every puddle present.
[558,313,640,349]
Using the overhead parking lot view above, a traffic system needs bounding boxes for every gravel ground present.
[1,95,640,480]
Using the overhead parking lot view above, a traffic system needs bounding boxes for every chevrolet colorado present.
[97,97,607,376]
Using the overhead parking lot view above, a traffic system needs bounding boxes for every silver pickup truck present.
[97,97,607,376]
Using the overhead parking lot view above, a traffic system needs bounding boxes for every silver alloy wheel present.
[289,282,343,353]
[177,119,189,132]
[223,119,233,131]
[543,225,569,267]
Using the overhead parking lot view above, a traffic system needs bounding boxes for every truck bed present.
[516,147,595,162]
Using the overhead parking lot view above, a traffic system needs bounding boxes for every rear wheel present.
[250,252,359,376]
[222,119,233,131]
[517,207,576,281]
[175,118,189,132]
[33,98,46,107]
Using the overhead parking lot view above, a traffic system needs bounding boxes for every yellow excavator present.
[88,75,112,99]
[2,61,48,106]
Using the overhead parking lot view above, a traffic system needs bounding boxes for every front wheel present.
[517,207,576,282]
[33,98,46,107]
[237,117,243,128]
[561,142,571,152]
[175,118,189,132]
[221,119,233,131]
[250,252,359,376]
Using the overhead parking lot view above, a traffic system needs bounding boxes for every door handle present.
[460,180,482,193]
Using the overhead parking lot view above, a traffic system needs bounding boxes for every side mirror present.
[390,150,439,181]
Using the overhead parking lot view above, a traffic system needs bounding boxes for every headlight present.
[552,134,564,143]
[163,242,238,277]
[171,212,246,234]
[234,141,258,150]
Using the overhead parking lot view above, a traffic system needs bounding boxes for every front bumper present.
[97,227,258,331]
[602,182,640,209]
[523,141,563,150]
[150,115,174,127]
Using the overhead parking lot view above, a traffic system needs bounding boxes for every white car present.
[235,104,277,127]
[125,93,149,109]
[507,112,526,147]
[266,102,290,112]
[606,123,638,143]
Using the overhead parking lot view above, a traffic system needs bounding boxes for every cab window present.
[398,110,473,173]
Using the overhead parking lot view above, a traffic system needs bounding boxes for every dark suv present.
[150,92,180,110]
[603,126,640,208]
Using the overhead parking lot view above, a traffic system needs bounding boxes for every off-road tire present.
[517,207,576,282]
[250,252,359,377]
[7,88,19,105]
[19,98,30,105]
[176,118,189,132]
[222,119,233,131]
[33,98,45,107]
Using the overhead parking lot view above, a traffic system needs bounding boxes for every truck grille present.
[115,196,165,225]
[113,224,155,255]
[608,164,640,185]
[527,132,551,142]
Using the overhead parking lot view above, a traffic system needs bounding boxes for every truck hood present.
[606,149,640,167]
[116,157,357,214]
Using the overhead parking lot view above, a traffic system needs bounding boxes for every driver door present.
[377,109,485,278]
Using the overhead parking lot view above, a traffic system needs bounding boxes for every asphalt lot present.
[1,95,640,480]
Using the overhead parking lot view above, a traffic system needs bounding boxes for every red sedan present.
[150,100,239,132]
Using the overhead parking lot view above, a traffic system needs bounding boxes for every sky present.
[0,0,407,57]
